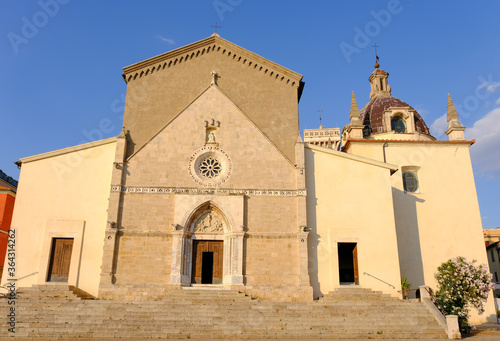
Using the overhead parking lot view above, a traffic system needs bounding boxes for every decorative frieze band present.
[118,230,299,239]
[111,186,306,197]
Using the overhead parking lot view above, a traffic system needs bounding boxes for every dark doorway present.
[338,242,359,284]
[201,252,214,284]
[47,238,74,282]
[192,240,223,284]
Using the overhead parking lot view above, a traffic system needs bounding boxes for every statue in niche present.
[204,119,220,145]
[194,211,224,233]
[205,126,217,144]
[207,130,216,143]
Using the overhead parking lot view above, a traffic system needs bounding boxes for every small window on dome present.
[403,171,419,193]
[391,116,406,133]
[414,117,420,132]
[363,113,372,137]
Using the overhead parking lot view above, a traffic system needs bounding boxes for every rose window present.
[189,147,231,186]
[199,157,222,178]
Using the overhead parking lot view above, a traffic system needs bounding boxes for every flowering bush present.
[434,257,494,329]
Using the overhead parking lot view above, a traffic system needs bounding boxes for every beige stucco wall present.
[305,144,402,298]
[1,139,116,297]
[345,140,497,322]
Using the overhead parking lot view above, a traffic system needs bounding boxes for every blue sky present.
[1,1,499,229]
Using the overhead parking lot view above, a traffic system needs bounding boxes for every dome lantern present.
[369,68,391,100]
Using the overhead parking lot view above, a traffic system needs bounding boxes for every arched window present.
[391,116,406,133]
[362,113,372,137]
[403,171,419,193]
[414,116,422,133]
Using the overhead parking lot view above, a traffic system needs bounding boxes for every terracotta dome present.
[359,96,431,137]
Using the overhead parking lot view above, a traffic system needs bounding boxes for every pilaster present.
[169,228,185,285]
[99,129,127,290]
[296,134,311,287]
[223,231,245,285]
[298,226,311,286]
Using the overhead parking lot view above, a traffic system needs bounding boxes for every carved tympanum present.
[194,210,224,233]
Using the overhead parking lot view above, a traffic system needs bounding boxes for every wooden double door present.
[191,240,223,284]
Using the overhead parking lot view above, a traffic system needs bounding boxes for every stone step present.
[16,311,435,318]
[16,313,438,322]
[17,318,440,326]
[17,313,439,322]
[0,285,448,339]
[16,304,438,310]
[16,312,437,321]
[23,326,446,334]
[21,321,443,330]
[21,330,447,340]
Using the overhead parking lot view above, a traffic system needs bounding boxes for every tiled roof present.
[0,169,18,188]
[359,96,430,136]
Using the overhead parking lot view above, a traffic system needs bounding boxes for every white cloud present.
[496,97,500,105]
[429,114,448,139]
[487,83,500,93]
[466,107,500,177]
[158,35,175,44]
[478,80,500,93]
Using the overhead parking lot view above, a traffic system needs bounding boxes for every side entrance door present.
[47,238,74,282]
[191,240,223,284]
[338,242,359,284]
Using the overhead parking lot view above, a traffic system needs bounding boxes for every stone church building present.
[3,34,496,322]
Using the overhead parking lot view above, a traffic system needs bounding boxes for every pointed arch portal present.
[169,201,244,286]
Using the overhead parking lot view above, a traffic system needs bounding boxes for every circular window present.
[189,147,232,187]
[403,171,419,193]
[199,157,222,178]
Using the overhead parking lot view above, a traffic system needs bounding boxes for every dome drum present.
[359,95,434,140]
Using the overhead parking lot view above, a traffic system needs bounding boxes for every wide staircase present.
[0,285,448,339]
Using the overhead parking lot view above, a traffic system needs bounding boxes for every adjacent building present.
[485,228,500,298]
[303,126,341,150]
[0,170,17,282]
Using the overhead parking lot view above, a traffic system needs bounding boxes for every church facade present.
[3,34,496,322]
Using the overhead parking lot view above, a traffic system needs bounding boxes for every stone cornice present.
[19,137,117,164]
[306,143,398,173]
[122,35,303,89]
[0,187,16,196]
[111,185,306,197]
[342,138,475,152]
